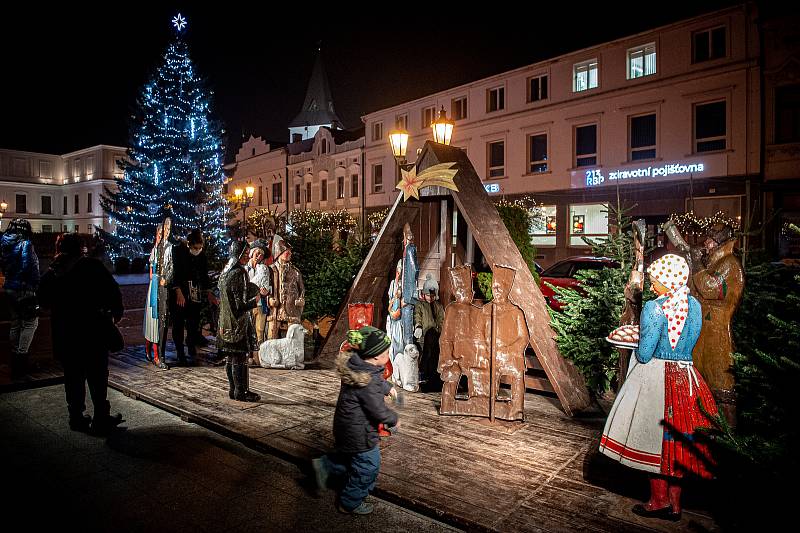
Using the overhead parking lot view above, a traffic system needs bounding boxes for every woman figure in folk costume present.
[599,253,718,522]
[143,226,163,365]
[386,260,404,384]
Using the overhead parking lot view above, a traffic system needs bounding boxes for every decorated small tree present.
[101,14,227,258]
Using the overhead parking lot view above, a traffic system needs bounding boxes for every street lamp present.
[233,184,255,237]
[431,106,454,146]
[388,106,456,172]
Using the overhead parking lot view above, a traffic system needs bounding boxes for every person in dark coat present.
[38,233,124,434]
[217,240,268,402]
[312,326,399,515]
[171,229,218,365]
[0,218,40,375]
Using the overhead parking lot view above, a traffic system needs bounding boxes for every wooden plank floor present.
[107,346,720,533]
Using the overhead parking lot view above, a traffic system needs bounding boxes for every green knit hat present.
[346,326,391,358]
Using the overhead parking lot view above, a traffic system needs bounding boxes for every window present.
[321,138,328,154]
[422,106,436,128]
[395,114,408,130]
[693,26,726,63]
[87,224,93,234]
[528,75,548,102]
[74,194,79,214]
[451,97,468,120]
[487,87,504,113]
[73,159,81,178]
[272,183,282,204]
[629,114,657,160]
[306,182,312,204]
[529,205,557,247]
[63,196,67,215]
[16,194,26,214]
[628,43,656,79]
[258,186,263,206]
[776,85,800,144]
[86,156,95,178]
[295,184,301,205]
[527,134,548,173]
[320,179,328,202]
[41,196,52,215]
[87,193,93,213]
[42,224,53,233]
[252,148,256,157]
[695,101,726,152]
[372,122,383,142]
[573,59,598,92]
[575,124,598,167]
[544,261,574,278]
[569,204,609,246]
[351,174,359,198]
[487,141,505,178]
[337,176,345,199]
[372,164,383,193]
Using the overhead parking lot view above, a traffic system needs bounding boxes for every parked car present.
[539,256,619,310]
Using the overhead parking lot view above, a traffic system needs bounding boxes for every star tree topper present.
[172,13,187,32]
[396,162,459,201]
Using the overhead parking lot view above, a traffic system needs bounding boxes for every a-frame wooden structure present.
[318,142,591,416]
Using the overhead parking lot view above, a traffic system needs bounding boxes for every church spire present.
[289,50,342,141]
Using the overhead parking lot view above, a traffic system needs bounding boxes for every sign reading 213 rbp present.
[572,160,707,189]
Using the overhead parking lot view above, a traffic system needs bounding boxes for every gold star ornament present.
[396,163,459,201]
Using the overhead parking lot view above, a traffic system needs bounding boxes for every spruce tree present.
[102,14,227,258]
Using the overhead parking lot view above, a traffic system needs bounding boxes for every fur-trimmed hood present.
[336,351,379,388]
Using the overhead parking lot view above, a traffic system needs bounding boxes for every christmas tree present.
[102,14,227,258]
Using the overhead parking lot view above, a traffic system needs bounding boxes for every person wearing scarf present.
[599,253,718,521]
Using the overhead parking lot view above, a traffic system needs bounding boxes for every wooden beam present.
[419,142,592,416]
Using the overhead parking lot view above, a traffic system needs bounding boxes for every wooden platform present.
[107,346,719,533]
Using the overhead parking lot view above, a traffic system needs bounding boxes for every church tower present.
[288,51,342,142]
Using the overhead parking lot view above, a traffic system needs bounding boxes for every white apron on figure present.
[599,356,665,473]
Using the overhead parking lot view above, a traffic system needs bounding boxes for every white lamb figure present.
[394,344,420,392]
[258,323,306,369]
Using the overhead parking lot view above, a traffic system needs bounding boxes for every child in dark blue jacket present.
[313,326,398,515]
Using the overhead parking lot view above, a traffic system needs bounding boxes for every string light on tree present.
[101,14,228,259]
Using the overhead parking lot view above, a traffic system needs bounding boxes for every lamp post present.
[234,184,255,238]
[388,105,455,170]
[0,200,7,231]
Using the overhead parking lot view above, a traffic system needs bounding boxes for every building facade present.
[0,145,126,234]
[363,4,765,266]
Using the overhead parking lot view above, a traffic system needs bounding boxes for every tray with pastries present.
[606,324,640,349]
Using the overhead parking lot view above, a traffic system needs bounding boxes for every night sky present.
[1,2,743,162]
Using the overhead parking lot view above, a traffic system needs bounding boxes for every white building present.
[0,145,126,234]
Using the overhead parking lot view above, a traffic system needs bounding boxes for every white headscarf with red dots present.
[647,254,690,350]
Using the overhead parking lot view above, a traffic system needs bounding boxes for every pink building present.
[362,3,763,266]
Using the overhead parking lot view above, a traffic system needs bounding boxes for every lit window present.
[628,44,656,79]
[569,204,609,246]
[529,205,557,247]
[573,59,598,92]
[272,183,282,204]
[337,176,345,199]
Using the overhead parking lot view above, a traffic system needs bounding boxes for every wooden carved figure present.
[692,223,744,402]
[439,265,491,416]
[487,265,529,422]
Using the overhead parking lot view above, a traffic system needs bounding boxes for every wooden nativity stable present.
[318,141,591,417]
